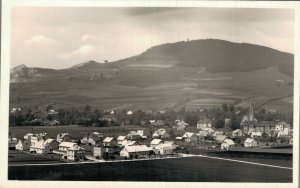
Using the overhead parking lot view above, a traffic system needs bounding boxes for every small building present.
[197,130,210,140]
[150,139,163,148]
[175,137,183,141]
[197,118,212,129]
[81,132,103,145]
[120,140,137,147]
[244,138,258,148]
[231,129,243,137]
[221,139,235,150]
[251,131,262,138]
[56,133,72,143]
[120,145,152,158]
[215,135,227,143]
[182,132,198,143]
[103,137,117,147]
[15,139,31,151]
[24,133,34,140]
[127,131,141,140]
[154,143,176,155]
[152,128,169,139]
[117,136,127,146]
[173,120,188,131]
[127,111,133,115]
[213,131,224,139]
[93,145,103,158]
[8,135,18,149]
[66,145,85,161]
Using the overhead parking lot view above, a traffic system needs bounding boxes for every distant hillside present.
[9,39,294,113]
[129,39,294,76]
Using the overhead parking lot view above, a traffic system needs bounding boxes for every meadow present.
[8,156,292,182]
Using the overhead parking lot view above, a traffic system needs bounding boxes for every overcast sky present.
[11,7,294,69]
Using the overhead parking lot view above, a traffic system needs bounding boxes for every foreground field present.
[8,156,292,182]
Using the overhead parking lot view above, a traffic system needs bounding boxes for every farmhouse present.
[197,117,212,129]
[150,139,163,148]
[66,145,85,161]
[182,132,198,143]
[15,139,31,151]
[152,128,169,139]
[56,133,72,143]
[30,138,58,154]
[244,138,258,148]
[120,145,152,159]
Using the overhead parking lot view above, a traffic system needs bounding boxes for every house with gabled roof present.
[120,145,152,158]
[56,133,72,143]
[152,128,169,139]
[59,142,78,153]
[81,131,103,145]
[197,117,212,129]
[244,138,258,148]
[182,132,198,143]
[150,139,163,148]
[16,139,31,151]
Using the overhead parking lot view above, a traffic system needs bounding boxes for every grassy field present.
[8,156,292,182]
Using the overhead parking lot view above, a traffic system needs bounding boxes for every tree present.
[221,103,228,112]
[214,119,225,128]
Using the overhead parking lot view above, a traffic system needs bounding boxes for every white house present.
[150,139,163,148]
[182,132,198,143]
[244,138,258,148]
[154,143,176,155]
[221,139,235,150]
[59,142,78,153]
[120,145,152,158]
[127,111,133,115]
[66,145,85,161]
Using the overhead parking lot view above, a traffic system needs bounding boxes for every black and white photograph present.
[1,1,299,187]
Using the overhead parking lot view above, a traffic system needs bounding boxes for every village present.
[8,101,293,163]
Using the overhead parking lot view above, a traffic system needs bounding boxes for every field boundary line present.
[196,154,293,170]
